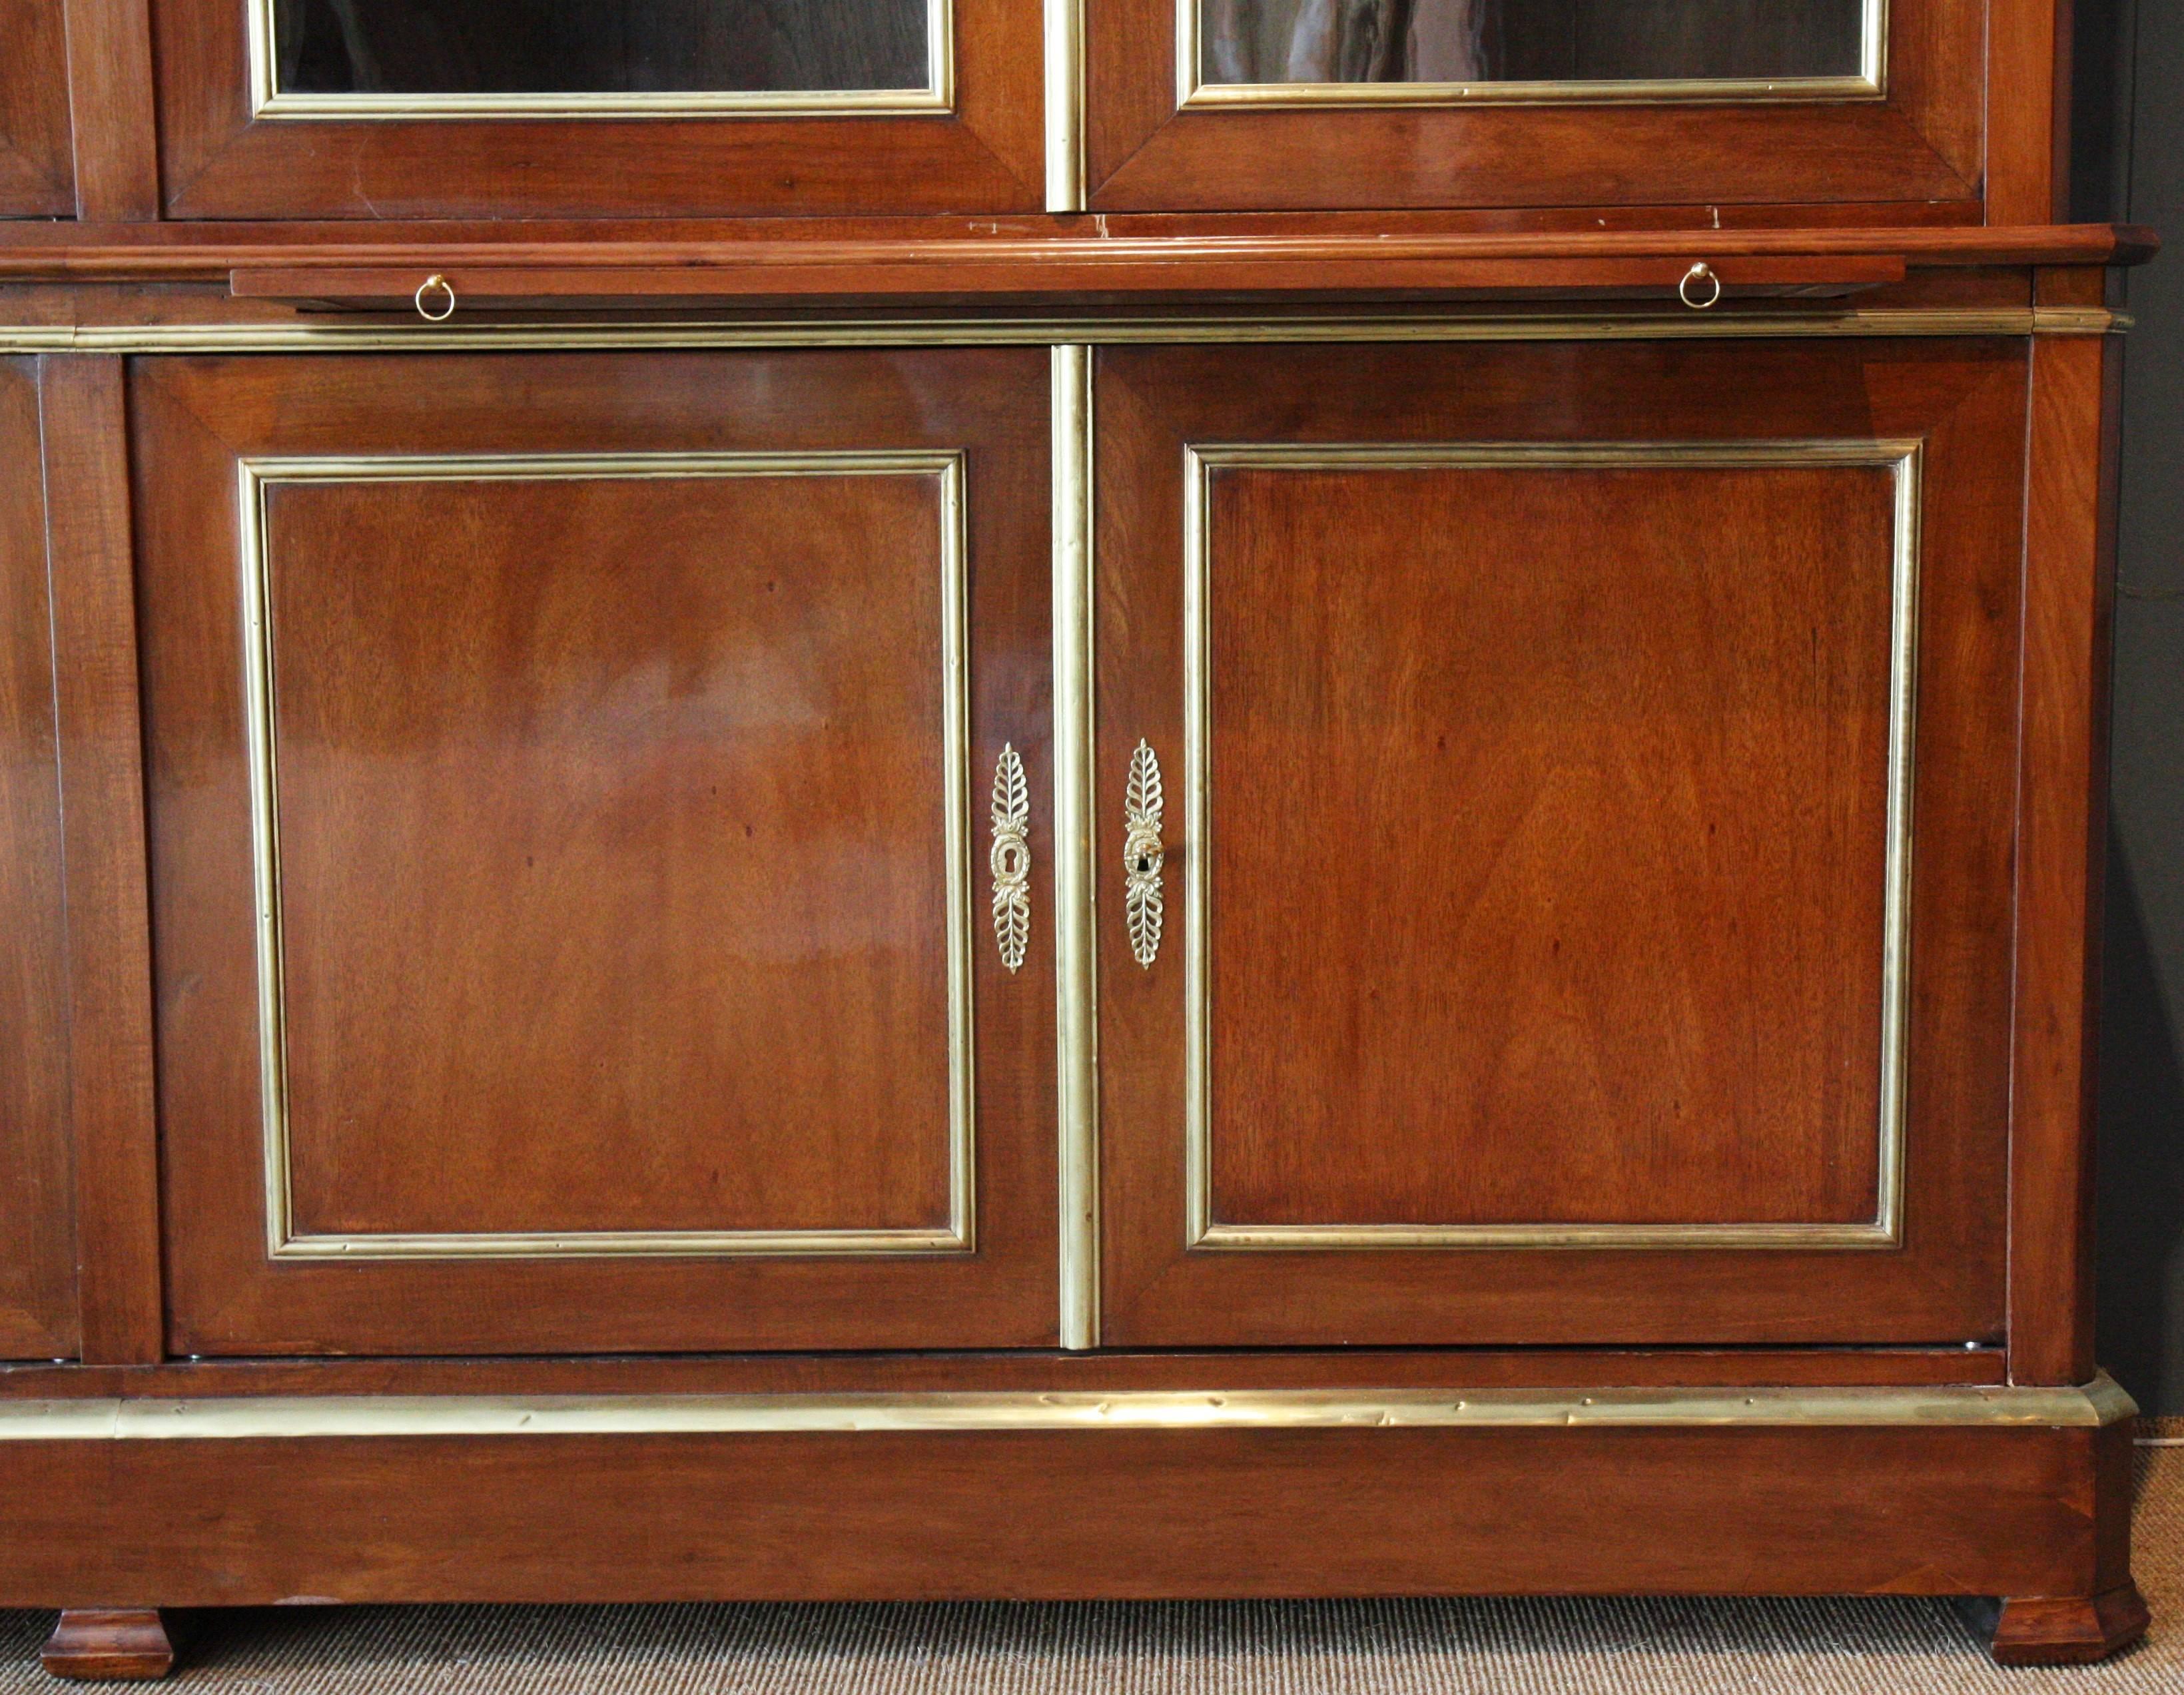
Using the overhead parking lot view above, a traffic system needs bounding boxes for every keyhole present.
[1135,854,1152,874]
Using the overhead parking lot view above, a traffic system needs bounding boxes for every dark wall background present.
[2078,0,2184,1414]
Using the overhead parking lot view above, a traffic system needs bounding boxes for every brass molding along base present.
[0,308,2126,356]
[0,1375,2134,1440]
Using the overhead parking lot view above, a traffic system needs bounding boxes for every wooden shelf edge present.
[0,222,2157,291]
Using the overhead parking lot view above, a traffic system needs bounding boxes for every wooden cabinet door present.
[1094,338,2025,1347]
[136,349,1055,1355]
[0,0,74,214]
[151,0,1038,217]
[1088,0,1984,212]
[0,359,77,1358]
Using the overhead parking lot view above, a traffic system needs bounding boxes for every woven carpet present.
[1,1438,2177,1692]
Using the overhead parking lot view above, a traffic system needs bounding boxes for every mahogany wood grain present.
[0,0,74,216]
[1088,0,1982,212]
[150,0,1040,219]
[41,1610,174,1682]
[0,222,2153,288]
[61,0,161,220]
[266,473,960,1241]
[1096,338,2028,1347]
[39,357,164,1366]
[133,349,1057,1356]
[0,359,77,1361]
[1985,0,2072,226]
[228,254,1908,310]
[2006,296,2121,1385]
[1204,459,1896,1229]
[0,1347,2009,1403]
[0,1423,2123,1608]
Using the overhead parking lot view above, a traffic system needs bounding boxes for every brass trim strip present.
[1045,0,1087,211]
[1182,439,1922,1252]
[1052,347,1100,1349]
[238,450,977,1261]
[1178,0,1886,109]
[0,309,2114,355]
[246,0,956,119]
[0,1375,2135,1439]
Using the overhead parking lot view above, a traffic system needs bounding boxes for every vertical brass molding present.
[1044,0,1087,210]
[1052,346,1100,1347]
[236,462,295,1257]
[1181,448,1211,1245]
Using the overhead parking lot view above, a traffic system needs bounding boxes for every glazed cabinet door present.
[136,349,1056,1355]
[0,360,78,1358]
[151,0,1039,216]
[1094,338,2025,1347]
[1088,0,1986,212]
[0,0,74,214]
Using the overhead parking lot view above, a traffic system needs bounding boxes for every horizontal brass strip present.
[0,1376,2133,1439]
[1194,1221,1899,1250]
[273,1227,971,1261]
[0,308,2125,356]
[1181,75,1884,109]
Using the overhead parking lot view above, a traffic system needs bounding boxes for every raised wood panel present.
[0,359,76,1359]
[1202,456,1900,1233]
[149,0,1040,218]
[265,469,960,1245]
[133,349,1057,1356]
[0,0,75,215]
[1088,0,1984,212]
[1095,338,2028,1349]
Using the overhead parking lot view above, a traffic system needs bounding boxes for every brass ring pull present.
[414,273,457,322]
[1123,739,1165,969]
[1678,262,1723,311]
[990,744,1030,974]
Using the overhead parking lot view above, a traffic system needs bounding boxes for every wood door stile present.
[0,358,77,1360]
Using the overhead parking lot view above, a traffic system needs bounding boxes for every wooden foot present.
[39,1610,176,1681]
[1960,1584,2151,1666]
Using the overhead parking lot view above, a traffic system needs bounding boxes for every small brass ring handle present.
[414,273,458,322]
[1678,262,1723,311]
[1123,739,1166,969]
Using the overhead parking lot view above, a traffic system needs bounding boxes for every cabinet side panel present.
[2008,316,2121,1385]
[0,357,76,1359]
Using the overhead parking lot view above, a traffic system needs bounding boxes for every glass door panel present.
[1195,0,1878,101]
[262,0,946,115]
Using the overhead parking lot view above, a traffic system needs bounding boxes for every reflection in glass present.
[271,0,932,97]
[1201,0,1869,88]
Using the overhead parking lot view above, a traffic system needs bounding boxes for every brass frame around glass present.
[1181,438,1923,1251]
[238,450,976,1261]
[247,0,956,119]
[1178,0,1888,109]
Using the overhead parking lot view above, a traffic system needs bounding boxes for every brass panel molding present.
[246,0,956,119]
[0,1375,2133,1440]
[1178,0,1887,109]
[1182,439,1922,1252]
[1052,346,1101,1349]
[0,308,2119,357]
[238,450,976,1262]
